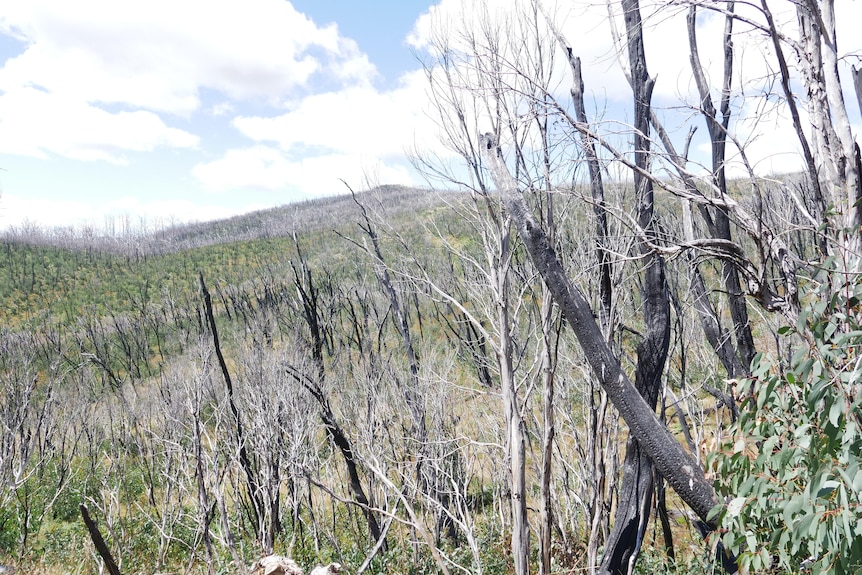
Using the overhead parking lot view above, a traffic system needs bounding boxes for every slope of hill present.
[0,181,733,575]
[0,185,453,328]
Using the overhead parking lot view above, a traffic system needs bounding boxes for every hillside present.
[1,183,528,574]
[0,176,833,575]
[0,186,452,327]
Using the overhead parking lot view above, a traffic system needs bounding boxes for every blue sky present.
[0,0,860,232]
[289,0,428,88]
[0,0,439,230]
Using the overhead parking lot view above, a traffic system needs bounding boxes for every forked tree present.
[415,0,862,573]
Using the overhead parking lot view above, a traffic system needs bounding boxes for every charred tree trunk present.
[479,131,719,529]
[287,240,383,546]
[546,22,617,570]
[688,2,758,370]
[343,190,458,542]
[199,273,266,547]
[600,2,672,571]
[569,51,612,333]
[81,504,122,575]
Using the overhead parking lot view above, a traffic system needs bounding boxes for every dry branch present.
[478,132,720,526]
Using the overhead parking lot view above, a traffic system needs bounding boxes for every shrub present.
[710,258,862,574]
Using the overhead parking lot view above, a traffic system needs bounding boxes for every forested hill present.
[0,185,449,329]
[2,184,440,256]
[1,171,856,575]
[3,183,491,573]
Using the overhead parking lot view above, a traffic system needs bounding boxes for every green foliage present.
[632,547,715,575]
[0,505,19,554]
[711,258,862,574]
[36,519,87,567]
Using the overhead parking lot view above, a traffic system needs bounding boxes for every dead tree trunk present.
[342,189,459,542]
[495,224,530,575]
[192,392,216,575]
[688,2,758,370]
[287,239,383,546]
[479,131,719,528]
[600,2,672,571]
[80,504,122,575]
[539,284,556,575]
[546,24,617,570]
[531,89,561,575]
[199,273,266,547]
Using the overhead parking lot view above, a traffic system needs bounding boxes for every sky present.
[0,0,860,232]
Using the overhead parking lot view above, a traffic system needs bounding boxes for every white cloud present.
[0,0,378,164]
[210,101,236,117]
[192,145,417,195]
[0,87,198,162]
[0,0,375,114]
[195,68,451,194]
[233,69,440,159]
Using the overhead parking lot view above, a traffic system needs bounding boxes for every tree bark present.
[534,87,560,575]
[478,132,719,528]
[539,287,556,575]
[344,190,457,541]
[688,2,758,370]
[287,243,384,546]
[494,218,530,575]
[80,504,122,575]
[199,273,266,546]
[600,2,672,571]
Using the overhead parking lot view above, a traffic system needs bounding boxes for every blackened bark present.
[600,2,672,571]
[199,273,265,543]
[572,57,612,332]
[80,504,122,575]
[600,440,654,575]
[688,3,758,370]
[717,228,757,369]
[600,252,669,575]
[287,244,383,546]
[479,131,719,529]
[544,17,615,569]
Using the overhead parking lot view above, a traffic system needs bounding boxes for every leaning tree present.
[413,0,862,573]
